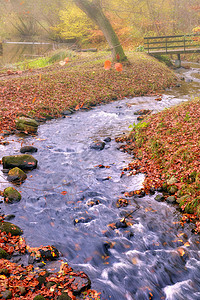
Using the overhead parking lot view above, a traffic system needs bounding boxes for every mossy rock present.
[2,290,12,299]
[2,154,37,170]
[15,117,39,134]
[3,187,21,203]
[155,194,164,202]
[33,296,46,300]
[0,247,9,259]
[167,176,178,185]
[7,167,27,183]
[167,185,178,195]
[0,221,23,236]
[166,196,176,203]
[57,292,72,300]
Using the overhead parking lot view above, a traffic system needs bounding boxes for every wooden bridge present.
[144,34,200,66]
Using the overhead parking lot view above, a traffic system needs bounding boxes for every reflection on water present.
[0,41,73,66]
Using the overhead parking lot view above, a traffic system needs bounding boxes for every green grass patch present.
[16,49,76,70]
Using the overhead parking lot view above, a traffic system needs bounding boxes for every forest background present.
[0,0,199,49]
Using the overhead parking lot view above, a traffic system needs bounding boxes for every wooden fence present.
[144,34,200,55]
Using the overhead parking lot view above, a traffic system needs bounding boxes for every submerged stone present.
[15,117,39,134]
[7,167,27,183]
[20,146,38,153]
[90,141,105,150]
[115,219,128,228]
[2,154,37,170]
[3,187,21,203]
[0,221,23,236]
[155,194,165,202]
[104,137,111,143]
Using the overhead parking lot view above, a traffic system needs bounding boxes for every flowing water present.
[0,64,200,300]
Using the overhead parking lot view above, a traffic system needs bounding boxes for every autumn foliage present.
[0,52,177,299]
[0,52,175,136]
[0,216,100,299]
[120,97,200,230]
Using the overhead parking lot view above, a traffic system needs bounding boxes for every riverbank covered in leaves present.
[0,51,184,299]
[118,97,200,231]
[0,51,175,135]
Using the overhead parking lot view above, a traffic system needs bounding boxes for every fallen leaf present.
[115,63,123,72]
[61,191,67,195]
[104,60,111,70]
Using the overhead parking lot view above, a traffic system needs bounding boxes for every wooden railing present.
[144,34,200,54]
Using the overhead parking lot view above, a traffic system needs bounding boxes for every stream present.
[0,63,200,299]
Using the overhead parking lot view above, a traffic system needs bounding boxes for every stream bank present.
[0,51,175,136]
[0,61,200,299]
[0,56,200,299]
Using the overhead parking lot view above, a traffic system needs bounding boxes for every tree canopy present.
[0,0,199,49]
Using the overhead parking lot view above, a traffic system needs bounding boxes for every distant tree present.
[73,0,127,61]
[54,3,95,43]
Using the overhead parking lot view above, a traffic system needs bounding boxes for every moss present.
[57,293,72,300]
[0,221,23,236]
[15,117,38,134]
[0,247,9,259]
[153,54,173,66]
[2,154,37,170]
[3,187,21,203]
[7,167,27,183]
[33,296,46,300]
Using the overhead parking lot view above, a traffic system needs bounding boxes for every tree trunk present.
[74,0,127,61]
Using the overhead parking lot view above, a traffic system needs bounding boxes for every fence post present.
[165,38,168,53]
[147,38,149,53]
[184,36,186,51]
[175,53,181,67]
